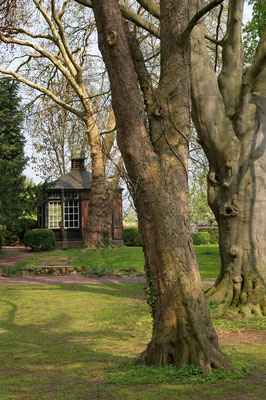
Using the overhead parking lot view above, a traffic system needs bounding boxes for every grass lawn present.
[0,283,265,400]
[1,245,220,281]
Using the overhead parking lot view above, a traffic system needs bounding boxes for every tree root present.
[206,278,266,317]
[141,338,233,373]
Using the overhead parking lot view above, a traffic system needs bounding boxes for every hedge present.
[192,231,210,245]
[24,229,56,252]
[122,226,217,246]
[123,227,142,247]
[197,227,219,244]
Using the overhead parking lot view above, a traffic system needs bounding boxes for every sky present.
[22,2,254,185]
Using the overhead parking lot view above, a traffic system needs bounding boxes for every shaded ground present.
[0,247,215,285]
[0,282,265,400]
[0,246,32,266]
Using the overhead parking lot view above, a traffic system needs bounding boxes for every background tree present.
[30,97,89,180]
[191,0,266,316]
[0,78,28,228]
[0,0,122,248]
[90,0,232,372]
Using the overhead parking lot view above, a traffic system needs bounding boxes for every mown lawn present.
[0,283,265,400]
[1,245,220,281]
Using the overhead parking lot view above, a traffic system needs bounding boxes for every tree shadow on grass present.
[0,298,144,400]
[0,282,147,301]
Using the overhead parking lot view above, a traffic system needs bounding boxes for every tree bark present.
[82,119,113,249]
[191,2,266,316]
[91,0,232,372]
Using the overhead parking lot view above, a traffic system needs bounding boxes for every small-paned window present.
[48,201,62,229]
[64,200,79,229]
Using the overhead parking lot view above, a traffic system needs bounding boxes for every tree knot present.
[233,276,242,284]
[220,203,239,218]
[230,246,240,257]
[106,31,118,46]
[208,171,221,186]
[154,106,164,118]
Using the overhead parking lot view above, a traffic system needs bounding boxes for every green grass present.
[0,283,265,400]
[0,245,220,281]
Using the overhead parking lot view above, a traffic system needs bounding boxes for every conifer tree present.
[0,78,27,227]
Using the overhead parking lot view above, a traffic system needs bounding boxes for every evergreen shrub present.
[2,218,38,246]
[192,231,210,245]
[123,227,142,247]
[198,227,219,244]
[24,229,56,251]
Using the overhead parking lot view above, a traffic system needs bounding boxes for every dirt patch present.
[0,246,216,286]
[218,330,266,347]
[0,275,216,285]
[0,247,32,267]
[0,275,147,285]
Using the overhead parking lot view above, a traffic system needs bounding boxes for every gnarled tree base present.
[141,338,233,373]
[206,274,266,318]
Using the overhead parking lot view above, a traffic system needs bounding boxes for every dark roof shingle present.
[53,168,92,190]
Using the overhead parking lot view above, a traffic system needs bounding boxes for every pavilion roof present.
[53,168,92,190]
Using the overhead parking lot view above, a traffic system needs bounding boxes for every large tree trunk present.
[206,97,266,317]
[191,1,266,316]
[136,164,230,369]
[91,0,232,372]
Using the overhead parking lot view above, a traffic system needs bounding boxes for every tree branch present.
[136,0,160,19]
[75,0,160,37]
[51,0,82,79]
[0,33,79,90]
[214,4,223,72]
[0,67,83,119]
[190,18,237,171]
[124,23,154,112]
[218,0,244,117]
[182,0,225,40]
[0,26,54,41]
[204,34,223,46]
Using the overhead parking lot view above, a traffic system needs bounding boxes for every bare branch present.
[0,34,81,94]
[75,0,160,37]
[205,34,223,46]
[136,0,160,19]
[0,67,84,119]
[101,127,116,136]
[214,4,223,72]
[125,24,154,112]
[182,0,225,40]
[0,26,54,41]
[51,0,82,79]
[218,0,244,117]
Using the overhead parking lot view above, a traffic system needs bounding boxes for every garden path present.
[0,246,215,285]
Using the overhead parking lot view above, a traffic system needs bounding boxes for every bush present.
[198,227,219,244]
[17,218,38,241]
[1,218,38,246]
[123,227,142,247]
[4,230,20,246]
[192,231,210,245]
[24,229,56,251]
